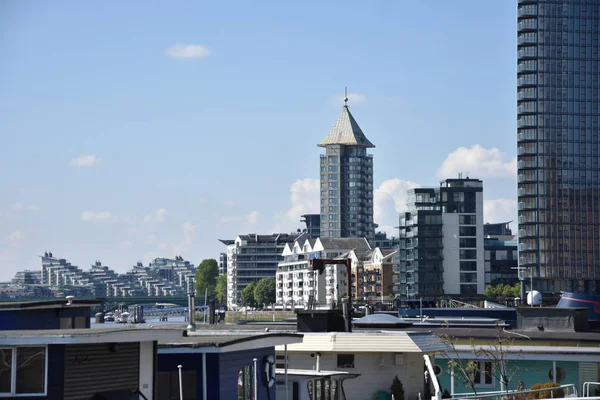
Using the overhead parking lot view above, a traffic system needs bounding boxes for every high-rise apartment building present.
[318,99,375,241]
[399,178,485,296]
[220,233,307,310]
[517,0,600,294]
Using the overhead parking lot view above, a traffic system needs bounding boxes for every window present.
[237,365,254,400]
[459,215,476,225]
[459,238,477,248]
[459,226,477,236]
[156,370,197,400]
[337,354,355,368]
[548,367,566,383]
[460,250,477,259]
[460,261,477,272]
[0,346,47,395]
[473,361,493,387]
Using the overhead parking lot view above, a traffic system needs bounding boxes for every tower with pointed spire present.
[318,93,375,240]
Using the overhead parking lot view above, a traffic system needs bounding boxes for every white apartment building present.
[399,177,485,296]
[220,233,307,310]
[276,237,372,307]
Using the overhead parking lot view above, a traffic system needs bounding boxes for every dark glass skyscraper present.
[517,0,600,294]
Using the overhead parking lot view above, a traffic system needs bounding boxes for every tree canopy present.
[215,275,227,304]
[254,277,276,307]
[195,259,219,296]
[484,282,521,298]
[241,282,257,308]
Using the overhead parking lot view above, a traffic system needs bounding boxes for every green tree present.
[254,277,276,308]
[390,376,405,400]
[195,259,219,296]
[241,282,257,308]
[485,283,521,299]
[215,275,227,304]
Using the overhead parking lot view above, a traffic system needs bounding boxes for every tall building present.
[300,214,321,238]
[517,0,600,294]
[220,233,307,310]
[484,223,519,288]
[399,177,485,296]
[218,252,228,275]
[318,97,375,241]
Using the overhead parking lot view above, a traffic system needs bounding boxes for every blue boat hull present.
[556,292,600,321]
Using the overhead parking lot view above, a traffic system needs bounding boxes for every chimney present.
[187,292,196,331]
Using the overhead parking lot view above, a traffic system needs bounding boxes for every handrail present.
[583,383,600,397]
[450,383,578,400]
[423,354,442,400]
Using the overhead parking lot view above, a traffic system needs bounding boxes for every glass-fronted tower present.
[318,101,375,241]
[517,0,600,294]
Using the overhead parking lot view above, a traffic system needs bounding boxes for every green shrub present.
[390,376,405,400]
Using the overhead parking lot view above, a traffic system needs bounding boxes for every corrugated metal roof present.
[318,106,375,148]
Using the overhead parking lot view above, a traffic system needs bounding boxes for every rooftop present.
[158,331,303,353]
[318,105,374,148]
[0,327,184,345]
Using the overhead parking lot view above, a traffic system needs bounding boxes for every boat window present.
[308,379,337,400]
[472,361,493,387]
[549,367,566,383]
[0,346,46,396]
[156,370,196,400]
[337,354,355,368]
[238,365,253,400]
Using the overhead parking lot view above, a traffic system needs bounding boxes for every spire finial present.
[344,87,348,107]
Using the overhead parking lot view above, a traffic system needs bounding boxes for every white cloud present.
[374,178,421,235]
[70,154,101,168]
[119,240,133,249]
[80,211,118,223]
[437,145,516,179]
[12,202,39,212]
[331,92,367,107]
[247,211,261,225]
[484,198,518,227]
[286,178,320,220]
[144,208,167,223]
[173,221,197,255]
[165,43,211,59]
[7,231,24,242]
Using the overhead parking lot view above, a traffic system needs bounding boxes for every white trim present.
[0,329,183,346]
[439,345,600,363]
[0,345,48,397]
[159,336,303,354]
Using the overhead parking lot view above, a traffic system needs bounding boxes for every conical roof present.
[318,105,375,148]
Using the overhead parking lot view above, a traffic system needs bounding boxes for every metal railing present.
[449,383,578,400]
[583,383,600,397]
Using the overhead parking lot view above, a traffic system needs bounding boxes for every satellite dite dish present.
[527,290,542,306]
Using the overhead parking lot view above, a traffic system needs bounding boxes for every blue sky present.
[0,0,519,280]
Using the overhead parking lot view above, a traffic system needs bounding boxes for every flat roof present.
[0,299,101,310]
[407,326,600,343]
[159,331,304,354]
[0,327,184,345]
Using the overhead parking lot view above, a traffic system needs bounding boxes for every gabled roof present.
[318,106,375,148]
[316,237,372,252]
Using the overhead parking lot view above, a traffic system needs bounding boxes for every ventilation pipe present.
[187,292,196,331]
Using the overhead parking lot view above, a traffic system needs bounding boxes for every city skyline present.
[1,1,518,280]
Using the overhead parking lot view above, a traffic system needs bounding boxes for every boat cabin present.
[275,369,359,400]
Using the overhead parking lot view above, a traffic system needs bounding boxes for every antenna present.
[344,87,348,106]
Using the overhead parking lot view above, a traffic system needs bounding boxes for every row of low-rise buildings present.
[2,254,198,299]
